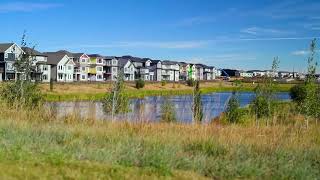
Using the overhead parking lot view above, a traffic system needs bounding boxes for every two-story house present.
[0,43,24,81]
[72,53,90,81]
[118,58,135,81]
[195,64,204,81]
[88,54,104,81]
[44,51,75,82]
[22,47,51,82]
[104,56,118,81]
[150,60,162,81]
[161,61,180,81]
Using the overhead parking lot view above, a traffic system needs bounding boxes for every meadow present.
[0,103,319,179]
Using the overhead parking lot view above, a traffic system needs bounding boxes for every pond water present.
[47,92,291,123]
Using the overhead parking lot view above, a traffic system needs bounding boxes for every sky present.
[1,0,320,72]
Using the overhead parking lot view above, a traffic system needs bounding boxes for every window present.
[112,60,117,65]
[112,67,117,72]
[42,75,47,80]
[43,65,48,71]
[58,65,63,70]
[125,67,128,72]
[68,66,72,70]
[81,59,86,63]
[81,75,86,80]
[97,67,103,71]
[81,67,86,71]
[97,75,102,79]
[98,59,102,63]
[58,74,63,80]
[130,67,133,71]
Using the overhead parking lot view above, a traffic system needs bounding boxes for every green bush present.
[186,79,195,87]
[161,80,167,86]
[161,98,177,123]
[289,84,307,104]
[0,81,43,108]
[135,79,145,89]
[225,93,242,123]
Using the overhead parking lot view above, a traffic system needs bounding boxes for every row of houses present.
[222,69,302,79]
[0,43,219,82]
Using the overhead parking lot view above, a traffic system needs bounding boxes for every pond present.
[47,92,291,123]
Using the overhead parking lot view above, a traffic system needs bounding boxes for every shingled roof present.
[43,52,68,65]
[22,47,47,57]
[0,43,15,53]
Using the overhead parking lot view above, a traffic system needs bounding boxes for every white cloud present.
[0,2,63,13]
[292,50,309,56]
[241,27,293,36]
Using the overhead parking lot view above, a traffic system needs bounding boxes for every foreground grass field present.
[39,81,294,101]
[0,106,319,179]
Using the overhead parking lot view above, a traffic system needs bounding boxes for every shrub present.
[160,98,177,123]
[186,79,195,87]
[0,81,43,108]
[161,80,167,86]
[135,79,145,89]
[225,93,242,123]
[290,84,307,104]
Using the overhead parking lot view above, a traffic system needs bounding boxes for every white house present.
[22,47,51,82]
[44,52,75,82]
[161,61,180,81]
[118,58,135,81]
[73,53,90,81]
[0,43,24,81]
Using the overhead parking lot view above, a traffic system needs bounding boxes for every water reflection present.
[48,92,291,123]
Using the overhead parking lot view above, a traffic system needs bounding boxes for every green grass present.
[0,112,319,179]
[43,83,293,102]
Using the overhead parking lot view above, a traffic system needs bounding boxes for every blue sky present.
[1,0,320,72]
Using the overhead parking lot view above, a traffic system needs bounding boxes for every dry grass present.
[0,103,319,179]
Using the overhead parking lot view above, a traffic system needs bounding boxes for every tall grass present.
[0,102,319,179]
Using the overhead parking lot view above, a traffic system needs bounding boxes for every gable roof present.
[117,58,134,67]
[0,43,15,53]
[43,52,69,65]
[88,54,105,58]
[22,47,47,57]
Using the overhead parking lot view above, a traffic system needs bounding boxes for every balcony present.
[88,68,96,74]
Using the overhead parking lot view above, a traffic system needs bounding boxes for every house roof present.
[88,54,105,58]
[117,58,131,67]
[72,53,86,59]
[21,47,47,57]
[162,60,179,65]
[0,43,15,53]
[43,52,68,65]
[56,50,74,57]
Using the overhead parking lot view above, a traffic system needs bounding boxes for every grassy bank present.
[0,105,319,179]
[41,81,294,101]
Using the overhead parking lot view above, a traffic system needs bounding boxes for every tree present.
[0,31,43,108]
[301,39,319,126]
[225,92,242,123]
[251,57,280,125]
[102,72,129,120]
[192,81,203,123]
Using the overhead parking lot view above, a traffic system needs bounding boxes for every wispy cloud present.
[176,16,216,26]
[292,50,309,56]
[292,49,320,56]
[0,2,63,13]
[241,27,293,36]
